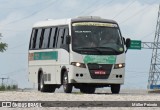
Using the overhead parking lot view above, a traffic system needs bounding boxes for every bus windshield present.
[72,22,124,55]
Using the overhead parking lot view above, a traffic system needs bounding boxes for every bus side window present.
[62,28,69,44]
[29,29,36,49]
[32,29,38,49]
[49,27,57,48]
[56,28,65,48]
[35,29,42,49]
[39,29,45,49]
[41,28,51,49]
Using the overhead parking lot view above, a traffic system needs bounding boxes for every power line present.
[85,0,114,15]
[0,0,59,26]
[0,0,52,9]
[1,68,27,76]
[112,0,136,19]
[0,28,30,32]
[7,43,27,50]
[140,31,155,40]
[119,0,157,24]
[78,0,99,15]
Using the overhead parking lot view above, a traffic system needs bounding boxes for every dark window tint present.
[42,28,51,49]
[49,27,57,48]
[63,28,69,44]
[39,29,45,49]
[35,29,42,49]
[30,29,36,49]
[32,29,38,49]
[57,28,65,48]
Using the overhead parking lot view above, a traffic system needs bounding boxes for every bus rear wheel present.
[40,74,56,92]
[111,84,120,94]
[63,71,72,93]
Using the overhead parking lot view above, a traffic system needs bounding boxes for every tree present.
[0,42,7,52]
[0,33,8,52]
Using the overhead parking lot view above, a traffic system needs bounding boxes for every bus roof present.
[33,16,118,28]
[33,19,71,28]
[72,16,117,24]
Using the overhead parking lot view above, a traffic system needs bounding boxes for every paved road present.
[0,89,160,110]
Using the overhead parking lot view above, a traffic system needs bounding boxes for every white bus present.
[28,16,130,94]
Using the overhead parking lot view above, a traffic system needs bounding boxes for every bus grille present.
[87,64,113,79]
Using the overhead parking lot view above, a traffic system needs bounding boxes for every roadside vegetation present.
[0,84,18,91]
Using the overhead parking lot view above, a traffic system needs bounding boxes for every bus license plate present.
[94,70,106,75]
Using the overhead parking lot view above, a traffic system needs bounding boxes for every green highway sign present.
[129,40,141,50]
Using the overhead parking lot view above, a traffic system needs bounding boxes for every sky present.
[0,0,159,89]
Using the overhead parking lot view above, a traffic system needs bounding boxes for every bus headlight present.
[71,62,86,68]
[114,63,125,69]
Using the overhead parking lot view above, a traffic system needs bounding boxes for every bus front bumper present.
[68,66,125,84]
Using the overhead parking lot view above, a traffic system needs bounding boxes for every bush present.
[0,84,18,91]
[0,85,5,91]
[6,85,11,90]
[12,85,18,90]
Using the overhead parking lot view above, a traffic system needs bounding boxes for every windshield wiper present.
[75,47,102,54]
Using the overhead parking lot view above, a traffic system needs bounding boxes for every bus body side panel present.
[28,49,58,85]
[29,65,56,84]
[28,66,39,85]
[54,49,70,84]
[28,49,69,85]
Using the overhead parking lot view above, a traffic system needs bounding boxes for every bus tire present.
[40,74,56,92]
[80,87,95,94]
[40,74,47,92]
[63,71,72,93]
[111,84,120,94]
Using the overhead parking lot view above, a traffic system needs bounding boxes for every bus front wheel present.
[111,84,120,94]
[63,71,72,93]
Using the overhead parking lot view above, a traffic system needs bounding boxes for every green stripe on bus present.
[34,51,58,60]
[83,55,116,64]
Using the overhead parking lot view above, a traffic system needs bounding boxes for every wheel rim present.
[40,76,43,90]
[63,74,68,90]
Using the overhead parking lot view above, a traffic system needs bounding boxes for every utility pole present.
[148,4,160,90]
[0,33,2,40]
[0,78,9,86]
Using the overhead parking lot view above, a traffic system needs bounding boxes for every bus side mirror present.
[126,38,131,48]
[66,35,71,44]
[125,38,131,53]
